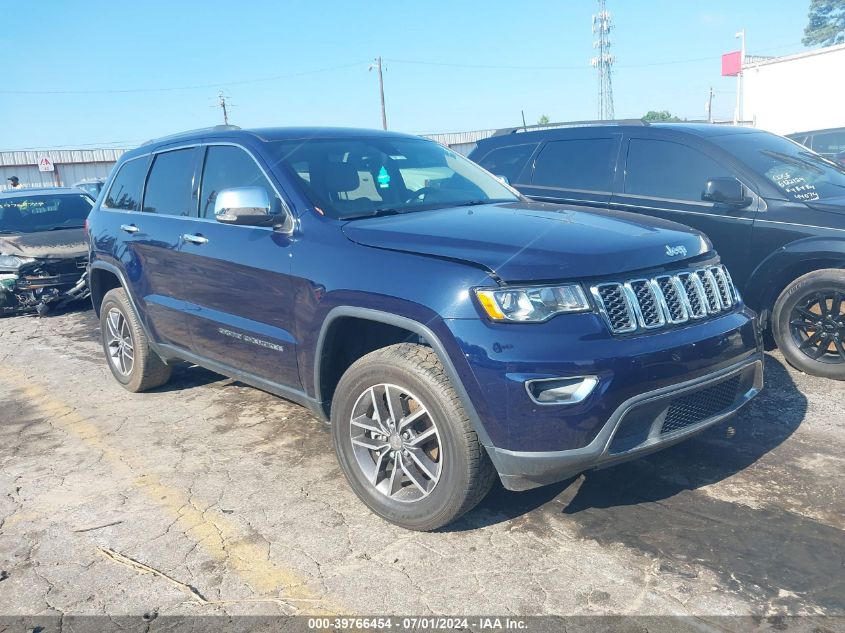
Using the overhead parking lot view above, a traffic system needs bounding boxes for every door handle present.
[120,224,139,234]
[182,233,209,245]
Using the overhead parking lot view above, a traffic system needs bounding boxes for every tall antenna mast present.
[591,0,615,120]
[217,91,231,126]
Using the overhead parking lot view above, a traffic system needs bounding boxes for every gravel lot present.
[0,306,843,622]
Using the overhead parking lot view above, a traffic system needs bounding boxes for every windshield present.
[713,132,845,203]
[266,137,519,219]
[0,193,93,234]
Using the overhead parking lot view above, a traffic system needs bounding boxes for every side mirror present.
[702,177,751,208]
[214,187,274,226]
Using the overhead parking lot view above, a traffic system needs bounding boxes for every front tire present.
[772,269,845,380]
[100,288,172,392]
[331,343,495,531]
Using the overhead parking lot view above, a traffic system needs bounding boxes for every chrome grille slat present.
[711,266,733,308]
[591,265,738,335]
[698,269,722,313]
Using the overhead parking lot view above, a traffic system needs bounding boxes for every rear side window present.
[532,138,617,192]
[199,145,277,218]
[624,139,731,201]
[143,149,196,216]
[103,158,148,211]
[476,143,537,183]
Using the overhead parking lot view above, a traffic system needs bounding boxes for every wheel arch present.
[743,237,845,327]
[314,307,494,448]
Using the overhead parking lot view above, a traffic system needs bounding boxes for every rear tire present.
[772,269,845,380]
[100,288,172,392]
[331,343,495,531]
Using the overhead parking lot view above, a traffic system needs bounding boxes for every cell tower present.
[591,0,615,120]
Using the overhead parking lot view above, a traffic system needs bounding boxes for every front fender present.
[743,236,845,314]
[310,304,496,449]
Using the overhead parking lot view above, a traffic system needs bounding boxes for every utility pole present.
[369,57,387,130]
[591,0,615,120]
[706,86,714,123]
[217,91,230,126]
[734,29,745,125]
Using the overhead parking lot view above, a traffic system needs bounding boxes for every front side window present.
[476,143,537,183]
[199,145,277,218]
[266,137,519,219]
[532,138,617,192]
[143,149,196,216]
[104,158,148,211]
[624,139,732,201]
[713,132,845,203]
[0,193,93,234]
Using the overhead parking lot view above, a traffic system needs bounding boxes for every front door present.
[610,136,758,284]
[177,143,300,388]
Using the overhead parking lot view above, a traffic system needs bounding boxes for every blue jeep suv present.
[87,126,763,530]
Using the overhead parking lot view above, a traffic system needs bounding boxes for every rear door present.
[100,148,199,348]
[176,143,301,388]
[516,132,621,208]
[610,135,758,283]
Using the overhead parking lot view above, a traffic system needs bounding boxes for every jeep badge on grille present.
[665,244,688,257]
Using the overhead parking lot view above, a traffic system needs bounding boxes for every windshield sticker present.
[772,172,820,202]
[388,155,407,160]
[377,166,391,189]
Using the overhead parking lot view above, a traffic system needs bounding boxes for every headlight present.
[475,284,591,322]
[0,255,34,270]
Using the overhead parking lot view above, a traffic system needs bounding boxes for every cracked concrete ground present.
[0,307,842,621]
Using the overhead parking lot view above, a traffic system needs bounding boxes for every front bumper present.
[488,355,763,490]
[444,304,763,490]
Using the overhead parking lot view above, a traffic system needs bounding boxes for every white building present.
[743,43,845,136]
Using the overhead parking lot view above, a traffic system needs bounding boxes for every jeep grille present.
[591,265,739,335]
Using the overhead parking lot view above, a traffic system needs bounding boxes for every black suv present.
[470,122,845,380]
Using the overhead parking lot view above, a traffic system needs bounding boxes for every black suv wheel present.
[772,269,845,380]
[330,343,495,531]
[100,288,172,392]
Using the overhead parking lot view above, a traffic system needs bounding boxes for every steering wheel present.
[404,187,438,205]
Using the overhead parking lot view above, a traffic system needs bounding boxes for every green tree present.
[641,110,681,122]
[803,0,845,46]
[537,114,550,125]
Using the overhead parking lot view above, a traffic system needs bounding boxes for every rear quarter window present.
[103,157,149,211]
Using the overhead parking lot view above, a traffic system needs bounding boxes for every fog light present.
[526,376,599,405]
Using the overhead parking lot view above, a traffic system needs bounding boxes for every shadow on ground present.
[456,356,845,613]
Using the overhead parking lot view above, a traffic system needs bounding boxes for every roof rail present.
[142,125,241,146]
[493,119,649,136]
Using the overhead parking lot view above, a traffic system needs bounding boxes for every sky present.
[0,0,811,150]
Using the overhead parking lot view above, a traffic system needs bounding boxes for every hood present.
[342,202,711,283]
[805,196,845,215]
[0,228,87,260]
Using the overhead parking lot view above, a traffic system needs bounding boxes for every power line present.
[0,60,371,95]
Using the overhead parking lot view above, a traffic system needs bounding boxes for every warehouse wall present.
[0,148,127,191]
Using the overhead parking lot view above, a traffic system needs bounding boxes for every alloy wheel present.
[105,307,135,376]
[349,383,443,502]
[789,291,845,364]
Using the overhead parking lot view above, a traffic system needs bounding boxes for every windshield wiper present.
[342,208,403,220]
[47,225,84,230]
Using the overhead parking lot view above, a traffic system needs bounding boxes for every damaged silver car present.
[0,188,93,316]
